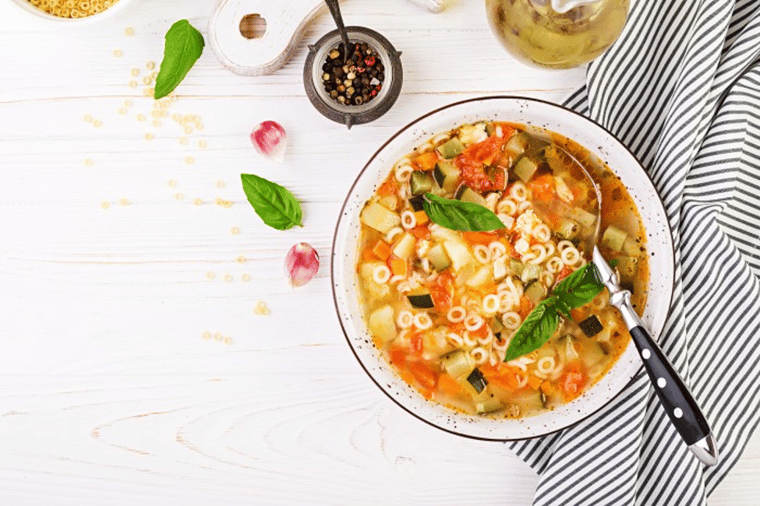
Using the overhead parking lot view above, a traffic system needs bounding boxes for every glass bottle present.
[485,0,629,69]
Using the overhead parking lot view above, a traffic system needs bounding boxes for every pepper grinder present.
[303,1,403,129]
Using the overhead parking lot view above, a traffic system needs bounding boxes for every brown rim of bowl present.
[330,95,676,442]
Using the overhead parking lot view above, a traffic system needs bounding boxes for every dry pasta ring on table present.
[447,306,466,323]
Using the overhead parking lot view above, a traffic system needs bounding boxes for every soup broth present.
[356,121,648,419]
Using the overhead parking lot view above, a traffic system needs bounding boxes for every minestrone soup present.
[357,121,648,419]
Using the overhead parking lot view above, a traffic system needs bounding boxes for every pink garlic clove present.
[250,120,288,162]
[285,242,319,287]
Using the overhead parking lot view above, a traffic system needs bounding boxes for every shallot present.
[285,243,319,287]
[250,120,288,162]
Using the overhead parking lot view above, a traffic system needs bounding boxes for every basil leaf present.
[422,193,505,232]
[240,174,303,230]
[554,262,605,309]
[154,20,205,100]
[503,297,561,362]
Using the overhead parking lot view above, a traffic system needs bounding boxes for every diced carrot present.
[410,332,424,356]
[377,177,398,196]
[413,151,439,171]
[408,361,439,390]
[557,266,573,282]
[414,210,429,225]
[437,373,462,396]
[410,224,430,239]
[372,240,391,261]
[462,231,497,245]
[560,364,588,401]
[528,174,555,202]
[540,381,552,395]
[390,258,407,276]
[389,347,406,368]
[362,248,377,262]
[570,308,586,321]
[518,296,533,319]
[527,375,543,390]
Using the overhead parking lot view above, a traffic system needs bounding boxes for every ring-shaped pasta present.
[488,241,507,259]
[471,347,488,365]
[506,275,523,298]
[394,163,413,183]
[401,210,416,230]
[561,245,581,266]
[463,331,478,348]
[557,240,574,252]
[533,224,551,243]
[541,271,555,288]
[432,133,450,145]
[447,306,467,323]
[421,257,433,274]
[413,312,432,330]
[385,226,404,243]
[502,311,522,330]
[463,313,484,332]
[485,192,500,212]
[372,265,391,284]
[476,331,493,346]
[446,332,464,347]
[499,293,517,312]
[517,201,532,213]
[521,252,538,264]
[489,350,499,367]
[389,274,404,284]
[497,198,518,216]
[396,310,413,329]
[546,256,564,274]
[482,294,501,315]
[473,244,491,264]
[527,244,548,265]
[510,182,528,202]
[537,356,556,374]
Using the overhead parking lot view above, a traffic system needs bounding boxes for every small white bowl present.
[11,0,134,25]
[332,96,675,441]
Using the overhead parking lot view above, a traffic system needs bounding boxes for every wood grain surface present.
[0,0,757,505]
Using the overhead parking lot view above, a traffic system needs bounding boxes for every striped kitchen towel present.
[509,0,760,505]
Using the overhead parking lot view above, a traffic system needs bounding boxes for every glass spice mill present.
[485,0,630,69]
[304,0,403,129]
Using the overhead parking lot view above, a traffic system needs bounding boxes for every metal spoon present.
[324,0,351,63]
[542,147,719,466]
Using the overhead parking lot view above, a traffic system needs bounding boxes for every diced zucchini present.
[466,368,488,394]
[433,161,461,193]
[601,225,627,252]
[369,305,396,344]
[458,123,488,146]
[509,259,525,277]
[616,256,639,282]
[515,390,545,411]
[570,207,597,228]
[443,240,473,271]
[442,350,474,379]
[409,195,425,212]
[392,233,416,259]
[378,194,398,211]
[410,171,434,196]
[513,156,539,182]
[455,186,487,207]
[520,263,542,284]
[426,243,452,271]
[437,138,464,159]
[476,396,504,415]
[555,218,580,240]
[407,290,434,309]
[622,236,641,256]
[466,265,492,288]
[579,315,604,337]
[524,281,547,305]
[361,202,401,234]
[504,132,529,159]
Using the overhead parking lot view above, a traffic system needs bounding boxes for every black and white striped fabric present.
[508,1,760,504]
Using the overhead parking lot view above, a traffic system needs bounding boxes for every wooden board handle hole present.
[239,13,267,39]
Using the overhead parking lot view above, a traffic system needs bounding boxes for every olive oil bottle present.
[486,0,629,69]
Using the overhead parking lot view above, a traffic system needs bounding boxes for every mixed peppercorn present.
[321,41,385,106]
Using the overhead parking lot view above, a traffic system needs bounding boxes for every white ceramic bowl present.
[11,0,134,25]
[332,96,675,441]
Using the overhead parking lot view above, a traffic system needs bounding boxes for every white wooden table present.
[0,1,757,504]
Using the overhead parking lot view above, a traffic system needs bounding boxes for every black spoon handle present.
[325,0,351,59]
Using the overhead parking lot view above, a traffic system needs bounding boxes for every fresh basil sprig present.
[154,20,205,100]
[503,262,605,362]
[422,193,505,232]
[241,174,303,230]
